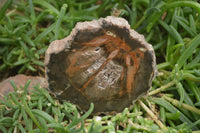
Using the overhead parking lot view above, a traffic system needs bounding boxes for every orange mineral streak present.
[66,62,92,76]
[82,35,110,46]
[125,54,136,93]
[110,36,131,52]
[118,67,126,96]
[82,34,131,52]
[80,49,119,92]
[65,54,78,76]
[66,31,146,97]
[65,51,92,77]
[125,49,145,93]
[64,53,82,91]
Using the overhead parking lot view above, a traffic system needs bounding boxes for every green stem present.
[22,98,42,129]
[147,1,200,32]
[166,1,200,14]
[163,95,200,115]
[157,62,171,70]
[138,100,167,130]
[133,15,146,29]
[149,80,175,96]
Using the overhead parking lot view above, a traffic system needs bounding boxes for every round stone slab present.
[45,16,156,113]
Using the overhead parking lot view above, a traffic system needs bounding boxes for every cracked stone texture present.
[45,16,157,113]
[0,74,47,100]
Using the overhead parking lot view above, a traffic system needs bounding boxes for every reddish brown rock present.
[0,74,47,100]
[45,16,156,113]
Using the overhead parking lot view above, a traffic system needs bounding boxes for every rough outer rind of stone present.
[45,16,156,113]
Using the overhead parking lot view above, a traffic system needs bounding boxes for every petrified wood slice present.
[45,16,156,113]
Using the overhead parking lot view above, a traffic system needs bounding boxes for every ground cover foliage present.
[0,0,200,132]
